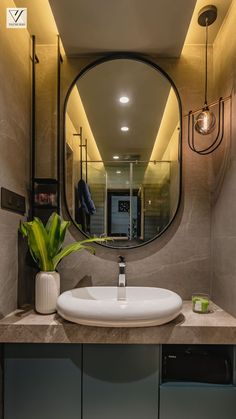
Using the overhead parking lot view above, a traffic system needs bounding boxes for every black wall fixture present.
[33,178,58,224]
[1,188,26,215]
[30,35,62,221]
[30,34,37,220]
[57,34,62,213]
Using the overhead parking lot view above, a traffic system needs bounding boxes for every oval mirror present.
[64,55,181,248]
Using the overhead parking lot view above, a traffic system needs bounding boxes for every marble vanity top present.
[0,301,236,344]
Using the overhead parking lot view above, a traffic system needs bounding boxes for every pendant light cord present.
[204,18,209,106]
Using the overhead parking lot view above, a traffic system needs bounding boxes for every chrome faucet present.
[118,256,126,287]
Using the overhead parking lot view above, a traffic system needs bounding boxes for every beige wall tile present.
[0,0,30,316]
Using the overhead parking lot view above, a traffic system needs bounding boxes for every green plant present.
[19,212,109,271]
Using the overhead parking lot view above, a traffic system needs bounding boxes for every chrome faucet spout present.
[118,256,126,287]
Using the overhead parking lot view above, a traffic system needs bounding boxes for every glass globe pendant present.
[195,106,216,135]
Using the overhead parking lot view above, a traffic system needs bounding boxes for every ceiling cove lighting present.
[121,126,129,132]
[119,96,130,104]
[113,155,119,160]
[187,5,227,155]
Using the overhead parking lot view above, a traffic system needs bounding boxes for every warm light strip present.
[78,160,171,163]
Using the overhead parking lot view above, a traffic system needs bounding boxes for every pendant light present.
[188,5,225,155]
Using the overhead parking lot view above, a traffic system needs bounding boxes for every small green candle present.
[192,294,210,313]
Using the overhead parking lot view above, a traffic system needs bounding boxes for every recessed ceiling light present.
[113,155,119,160]
[121,126,129,132]
[116,170,121,174]
[119,96,129,104]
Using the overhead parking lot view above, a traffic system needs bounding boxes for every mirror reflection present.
[65,58,181,248]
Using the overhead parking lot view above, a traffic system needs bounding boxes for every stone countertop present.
[0,301,236,344]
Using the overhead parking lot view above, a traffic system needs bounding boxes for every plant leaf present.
[59,220,70,247]
[19,221,28,237]
[20,222,39,264]
[45,212,58,233]
[46,213,62,258]
[28,218,53,271]
[19,212,112,272]
[52,243,95,270]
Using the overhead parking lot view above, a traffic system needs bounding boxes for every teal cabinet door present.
[4,344,82,419]
[160,384,236,419]
[83,344,159,419]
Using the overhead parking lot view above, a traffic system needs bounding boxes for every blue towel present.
[78,179,96,215]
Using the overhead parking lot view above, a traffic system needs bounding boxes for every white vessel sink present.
[57,286,182,327]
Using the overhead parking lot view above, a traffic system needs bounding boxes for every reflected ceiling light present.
[119,96,129,104]
[113,155,119,160]
[121,126,129,132]
[188,5,226,155]
[116,170,121,174]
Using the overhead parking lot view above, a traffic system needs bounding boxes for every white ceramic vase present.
[35,271,60,314]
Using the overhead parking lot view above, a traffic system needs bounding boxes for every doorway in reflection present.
[107,190,141,241]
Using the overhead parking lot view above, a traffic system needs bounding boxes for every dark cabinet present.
[160,384,236,419]
[83,345,160,419]
[3,343,236,419]
[4,344,159,419]
[159,345,236,419]
[4,344,82,419]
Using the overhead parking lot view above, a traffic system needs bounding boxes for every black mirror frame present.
[62,52,182,250]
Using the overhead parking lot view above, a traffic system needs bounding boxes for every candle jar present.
[192,293,210,313]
